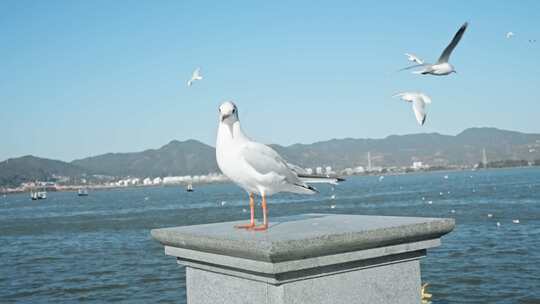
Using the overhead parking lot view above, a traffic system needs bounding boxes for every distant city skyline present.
[1,1,539,161]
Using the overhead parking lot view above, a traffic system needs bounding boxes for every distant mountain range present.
[71,139,217,177]
[1,127,540,187]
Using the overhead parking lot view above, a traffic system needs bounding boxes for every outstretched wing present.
[192,67,200,78]
[438,22,468,63]
[412,98,427,125]
[393,92,414,102]
[405,53,423,64]
[397,63,428,72]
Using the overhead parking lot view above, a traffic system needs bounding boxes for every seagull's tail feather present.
[298,174,345,185]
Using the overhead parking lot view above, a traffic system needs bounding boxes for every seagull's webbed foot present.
[253,224,268,231]
[235,223,255,229]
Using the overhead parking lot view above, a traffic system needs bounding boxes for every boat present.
[30,190,47,200]
[78,188,89,196]
[186,183,194,192]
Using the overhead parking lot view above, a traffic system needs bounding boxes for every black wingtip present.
[295,183,319,193]
[308,185,319,193]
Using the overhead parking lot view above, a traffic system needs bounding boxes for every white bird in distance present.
[187,67,203,87]
[404,53,424,64]
[393,92,432,126]
[400,22,468,75]
[216,101,343,231]
[506,31,515,39]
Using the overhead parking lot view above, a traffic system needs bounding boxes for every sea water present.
[1,168,539,303]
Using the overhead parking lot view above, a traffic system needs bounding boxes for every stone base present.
[151,214,454,304]
[185,252,422,304]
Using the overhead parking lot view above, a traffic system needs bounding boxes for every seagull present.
[216,101,343,231]
[187,67,203,87]
[405,53,424,64]
[400,22,468,75]
[506,31,515,39]
[393,92,432,125]
[512,219,520,224]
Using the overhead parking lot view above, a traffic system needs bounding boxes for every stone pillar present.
[151,214,454,304]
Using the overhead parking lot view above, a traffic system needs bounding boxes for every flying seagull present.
[216,101,342,231]
[405,53,424,64]
[506,31,515,39]
[187,67,203,87]
[393,92,432,125]
[400,22,468,75]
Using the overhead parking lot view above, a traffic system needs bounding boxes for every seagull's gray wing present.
[398,63,429,72]
[412,98,427,126]
[240,141,299,182]
[192,67,200,78]
[438,22,468,64]
[286,162,307,175]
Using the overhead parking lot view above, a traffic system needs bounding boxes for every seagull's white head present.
[219,101,239,125]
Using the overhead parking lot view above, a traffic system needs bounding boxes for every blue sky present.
[1,1,539,161]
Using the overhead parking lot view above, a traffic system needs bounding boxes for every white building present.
[152,177,162,185]
[354,166,365,174]
[341,168,354,176]
[315,167,323,175]
[116,180,129,187]
[412,161,424,170]
[163,176,183,184]
[305,168,313,175]
[143,178,152,185]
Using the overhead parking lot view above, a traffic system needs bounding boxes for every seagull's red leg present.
[235,193,255,229]
[253,194,268,231]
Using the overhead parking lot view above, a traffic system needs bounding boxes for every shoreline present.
[2,166,538,196]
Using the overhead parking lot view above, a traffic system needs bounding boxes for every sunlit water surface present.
[1,168,539,303]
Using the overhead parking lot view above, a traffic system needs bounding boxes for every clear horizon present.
[1,1,539,162]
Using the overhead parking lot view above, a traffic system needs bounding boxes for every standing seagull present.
[187,67,203,87]
[393,92,432,125]
[400,22,468,75]
[216,101,341,231]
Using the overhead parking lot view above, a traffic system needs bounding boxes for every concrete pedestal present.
[151,214,454,304]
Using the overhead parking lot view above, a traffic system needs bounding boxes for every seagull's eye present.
[218,107,221,113]
[232,108,236,114]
